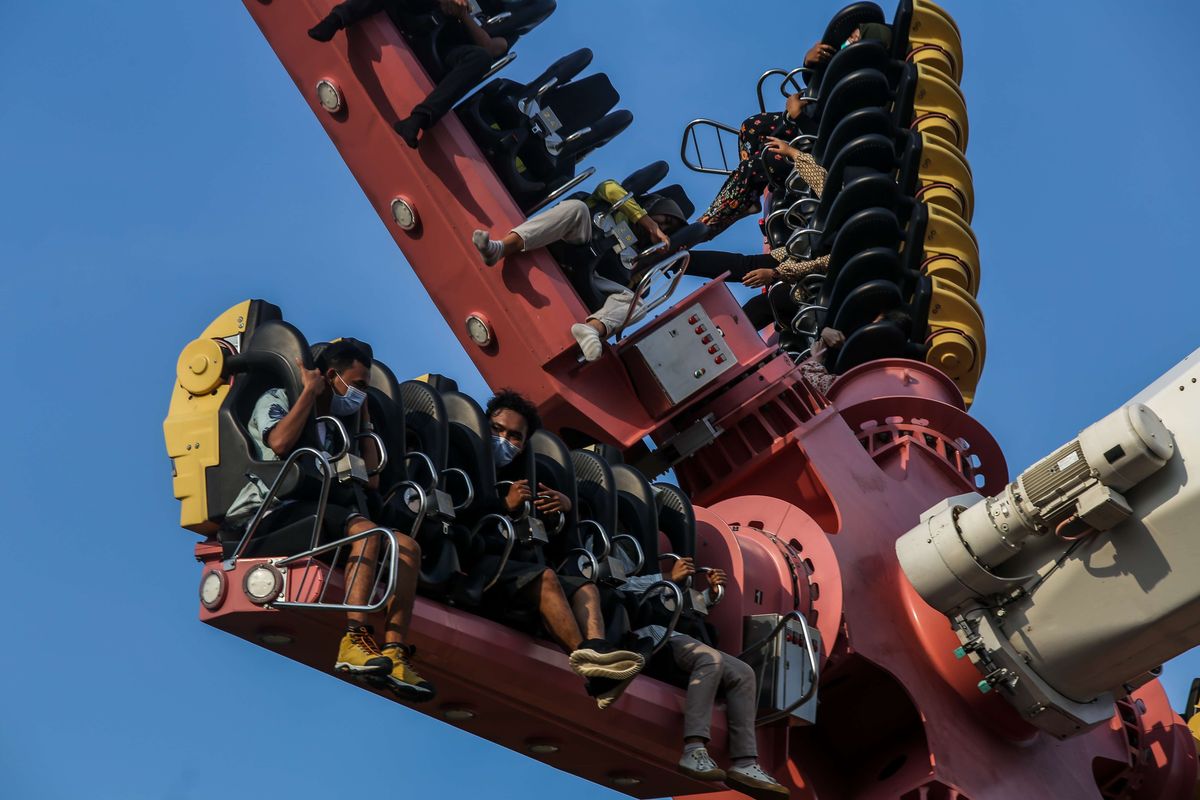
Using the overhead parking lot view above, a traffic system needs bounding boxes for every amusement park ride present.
[163,1,1200,798]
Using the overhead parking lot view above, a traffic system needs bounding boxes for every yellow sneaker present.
[380,643,437,703]
[334,626,392,676]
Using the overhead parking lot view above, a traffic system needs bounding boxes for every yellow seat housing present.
[911,0,964,84]
[917,134,974,223]
[163,300,250,533]
[925,276,986,406]
[920,204,980,297]
[913,64,968,153]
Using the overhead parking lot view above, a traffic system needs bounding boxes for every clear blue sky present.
[4,1,1200,798]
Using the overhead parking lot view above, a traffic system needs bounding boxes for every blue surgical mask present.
[329,373,367,417]
[492,435,520,467]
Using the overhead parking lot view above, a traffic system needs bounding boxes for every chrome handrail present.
[272,527,400,613]
[756,67,811,112]
[483,10,511,25]
[354,431,388,476]
[577,519,612,560]
[525,167,596,215]
[547,125,591,157]
[752,610,820,726]
[225,446,333,570]
[613,250,692,339]
[557,547,601,582]
[609,534,646,576]
[635,580,686,657]
[680,118,740,176]
[696,566,726,607]
[473,514,516,593]
[402,450,439,492]
[441,467,475,511]
[479,50,517,83]
[315,415,351,460]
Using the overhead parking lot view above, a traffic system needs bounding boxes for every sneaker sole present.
[335,661,391,676]
[595,677,635,710]
[569,648,645,668]
[679,764,727,782]
[725,772,790,800]
[371,675,437,704]
[572,659,645,681]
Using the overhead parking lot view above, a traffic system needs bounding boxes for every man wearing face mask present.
[469,390,646,694]
[224,340,434,702]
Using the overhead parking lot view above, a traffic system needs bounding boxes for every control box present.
[627,303,738,407]
[743,613,821,725]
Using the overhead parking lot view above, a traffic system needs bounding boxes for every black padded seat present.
[822,2,886,49]
[828,278,904,337]
[828,207,904,269]
[529,429,580,553]
[621,160,670,196]
[812,39,894,101]
[831,320,912,373]
[653,483,696,558]
[810,68,892,148]
[214,317,338,559]
[441,390,496,526]
[571,450,618,555]
[655,184,696,220]
[611,464,659,576]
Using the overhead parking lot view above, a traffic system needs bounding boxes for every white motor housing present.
[896,348,1197,738]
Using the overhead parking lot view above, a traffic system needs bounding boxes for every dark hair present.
[315,340,373,373]
[879,308,913,337]
[486,389,541,435]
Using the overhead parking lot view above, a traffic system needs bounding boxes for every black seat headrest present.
[571,449,618,540]
[653,483,696,558]
[611,464,659,574]
[832,319,910,373]
[621,160,669,196]
[822,2,886,47]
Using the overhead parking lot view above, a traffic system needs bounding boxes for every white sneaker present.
[726,762,790,799]
[571,323,604,361]
[678,747,725,781]
[472,230,503,266]
[595,676,634,710]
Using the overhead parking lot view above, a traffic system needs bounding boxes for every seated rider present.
[471,183,688,361]
[467,390,647,695]
[224,340,434,701]
[606,557,790,799]
[308,0,513,148]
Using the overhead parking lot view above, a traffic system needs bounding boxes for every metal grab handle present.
[576,519,612,560]
[547,125,592,157]
[272,527,401,613]
[380,479,430,538]
[225,446,333,569]
[781,66,813,97]
[441,467,475,511]
[533,75,558,105]
[609,534,646,575]
[494,480,532,520]
[791,304,827,337]
[354,431,388,476]
[479,51,517,84]
[525,167,596,215]
[786,197,821,226]
[557,547,601,582]
[785,227,822,259]
[606,190,635,217]
[680,118,740,176]
[750,611,820,726]
[696,567,726,607]
[315,415,351,460]
[755,67,811,113]
[636,580,686,657]
[402,450,439,492]
[613,250,691,339]
[634,241,669,264]
[473,514,516,593]
[482,10,511,25]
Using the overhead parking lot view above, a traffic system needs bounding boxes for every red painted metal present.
[214,3,1200,798]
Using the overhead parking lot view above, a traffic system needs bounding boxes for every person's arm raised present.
[264,359,324,458]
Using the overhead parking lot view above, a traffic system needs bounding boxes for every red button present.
[701,334,713,344]
[688,315,699,324]
[708,345,719,354]
[714,355,725,364]
[694,325,706,334]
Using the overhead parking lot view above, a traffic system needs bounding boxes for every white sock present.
[472,230,504,266]
[683,742,706,755]
[731,757,756,769]
[571,323,604,361]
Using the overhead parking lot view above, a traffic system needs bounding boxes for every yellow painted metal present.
[163,300,251,533]
[913,64,969,153]
[1190,714,1200,799]
[917,134,974,223]
[925,277,986,407]
[911,0,963,83]
[920,204,980,297]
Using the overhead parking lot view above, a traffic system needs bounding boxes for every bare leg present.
[570,582,606,641]
[525,567,585,651]
[344,517,380,627]
[499,231,525,258]
[382,534,422,645]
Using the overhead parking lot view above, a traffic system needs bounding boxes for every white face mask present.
[329,373,367,417]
